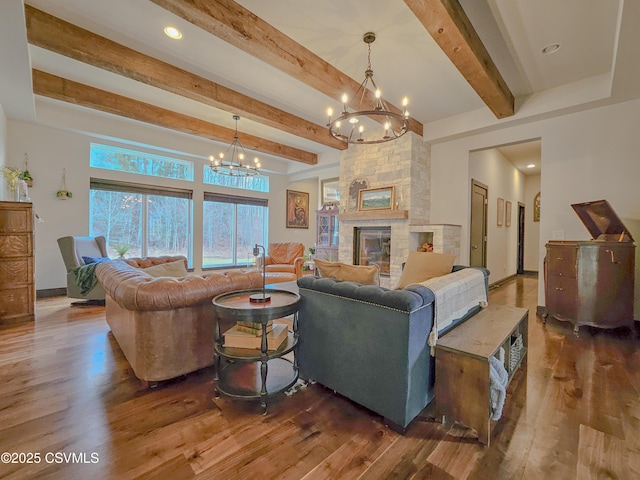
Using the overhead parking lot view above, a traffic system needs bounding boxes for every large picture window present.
[203,192,268,268]
[89,179,193,263]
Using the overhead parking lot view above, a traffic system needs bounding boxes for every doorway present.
[517,202,525,274]
[470,180,488,267]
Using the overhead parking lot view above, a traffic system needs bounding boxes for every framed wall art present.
[533,192,541,222]
[505,200,512,227]
[358,186,395,211]
[286,190,309,228]
[497,197,504,226]
[321,177,340,205]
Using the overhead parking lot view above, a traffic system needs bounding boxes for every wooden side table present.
[212,289,300,414]
[435,305,528,445]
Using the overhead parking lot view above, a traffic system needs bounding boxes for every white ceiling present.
[1,0,637,176]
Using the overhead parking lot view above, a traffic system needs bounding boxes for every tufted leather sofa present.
[96,256,262,383]
[264,242,305,279]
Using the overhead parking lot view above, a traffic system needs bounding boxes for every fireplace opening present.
[354,227,391,277]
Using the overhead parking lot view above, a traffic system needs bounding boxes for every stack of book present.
[223,320,288,350]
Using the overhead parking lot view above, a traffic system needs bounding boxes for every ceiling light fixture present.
[541,43,560,55]
[164,26,182,39]
[326,32,409,144]
[209,115,261,177]
[527,164,536,169]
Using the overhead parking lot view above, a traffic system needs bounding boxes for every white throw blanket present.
[417,268,488,355]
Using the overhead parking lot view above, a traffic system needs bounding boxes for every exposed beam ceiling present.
[25,5,341,158]
[149,0,424,137]
[404,0,515,118]
[32,69,318,165]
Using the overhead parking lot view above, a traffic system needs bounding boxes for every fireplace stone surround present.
[337,131,460,288]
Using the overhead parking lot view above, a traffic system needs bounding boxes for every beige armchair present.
[57,235,108,305]
[264,242,305,279]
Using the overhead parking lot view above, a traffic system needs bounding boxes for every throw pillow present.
[142,260,188,278]
[82,256,110,265]
[395,251,456,289]
[314,259,380,286]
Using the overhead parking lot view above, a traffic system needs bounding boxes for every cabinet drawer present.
[0,286,34,318]
[0,205,32,232]
[547,245,577,278]
[0,234,32,257]
[546,275,577,319]
[0,258,33,287]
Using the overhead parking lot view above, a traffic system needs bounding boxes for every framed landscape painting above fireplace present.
[358,186,395,211]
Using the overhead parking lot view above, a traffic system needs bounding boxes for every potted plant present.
[57,168,72,199]
[114,244,130,258]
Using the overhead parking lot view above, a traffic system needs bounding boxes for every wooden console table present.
[435,305,528,445]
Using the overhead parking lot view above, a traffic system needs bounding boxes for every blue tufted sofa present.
[296,265,489,432]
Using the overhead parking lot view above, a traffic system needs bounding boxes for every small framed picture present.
[286,190,309,228]
[497,197,504,226]
[321,177,340,205]
[505,200,512,227]
[358,186,395,211]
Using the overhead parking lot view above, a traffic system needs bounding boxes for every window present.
[90,179,193,263]
[203,165,269,192]
[203,192,268,268]
[90,143,194,181]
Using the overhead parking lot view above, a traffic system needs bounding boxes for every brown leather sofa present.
[264,242,305,279]
[96,256,262,384]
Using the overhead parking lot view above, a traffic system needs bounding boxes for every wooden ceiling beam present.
[25,5,340,153]
[404,0,515,118]
[32,70,318,165]
[150,0,423,137]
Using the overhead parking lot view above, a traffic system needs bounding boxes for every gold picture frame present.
[321,177,340,205]
[505,200,512,227]
[358,186,395,211]
[286,189,309,228]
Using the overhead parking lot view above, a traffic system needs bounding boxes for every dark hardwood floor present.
[1,276,639,479]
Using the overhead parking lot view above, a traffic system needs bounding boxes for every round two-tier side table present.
[212,288,300,414]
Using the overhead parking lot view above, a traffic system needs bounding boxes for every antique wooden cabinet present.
[544,200,635,333]
[315,203,339,261]
[0,201,35,325]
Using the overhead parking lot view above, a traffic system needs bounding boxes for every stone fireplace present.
[354,226,391,276]
[337,131,460,288]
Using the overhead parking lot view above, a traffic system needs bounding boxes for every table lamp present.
[249,243,271,304]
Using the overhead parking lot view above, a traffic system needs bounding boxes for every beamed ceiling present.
[0,0,637,175]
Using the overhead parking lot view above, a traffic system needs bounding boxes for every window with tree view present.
[203,193,268,268]
[89,179,192,263]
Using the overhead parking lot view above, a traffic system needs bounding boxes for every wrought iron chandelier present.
[209,115,261,176]
[326,32,410,144]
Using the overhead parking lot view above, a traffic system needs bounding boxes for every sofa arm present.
[294,256,305,277]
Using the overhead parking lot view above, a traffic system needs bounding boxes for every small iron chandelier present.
[326,32,410,144]
[209,115,261,176]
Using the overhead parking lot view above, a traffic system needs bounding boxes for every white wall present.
[524,175,540,272]
[469,148,525,283]
[0,102,6,200]
[430,98,640,312]
[6,115,314,291]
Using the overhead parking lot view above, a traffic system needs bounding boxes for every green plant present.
[114,244,130,258]
[56,189,72,199]
[308,246,316,255]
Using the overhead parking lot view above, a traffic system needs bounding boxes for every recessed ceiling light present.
[164,26,182,39]
[541,43,560,55]
[526,164,536,169]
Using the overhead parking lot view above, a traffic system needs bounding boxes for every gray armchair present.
[57,236,108,305]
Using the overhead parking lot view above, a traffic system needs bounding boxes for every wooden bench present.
[435,304,528,445]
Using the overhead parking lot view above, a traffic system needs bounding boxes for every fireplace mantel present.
[338,210,408,221]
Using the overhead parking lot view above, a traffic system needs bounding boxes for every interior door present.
[470,180,488,267]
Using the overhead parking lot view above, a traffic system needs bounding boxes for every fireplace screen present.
[354,227,391,276]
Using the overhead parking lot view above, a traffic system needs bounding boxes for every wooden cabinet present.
[315,203,339,261]
[544,200,635,333]
[0,201,35,325]
[435,305,528,445]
